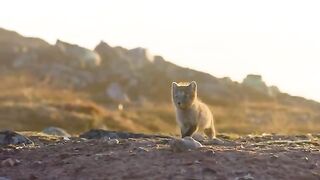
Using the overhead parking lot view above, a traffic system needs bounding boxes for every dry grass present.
[0,74,115,134]
[212,101,320,135]
[1,73,320,135]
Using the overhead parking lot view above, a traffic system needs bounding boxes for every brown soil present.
[0,133,320,180]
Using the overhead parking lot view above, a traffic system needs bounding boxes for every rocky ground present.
[0,130,320,180]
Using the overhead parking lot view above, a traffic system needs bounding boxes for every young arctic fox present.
[172,81,216,139]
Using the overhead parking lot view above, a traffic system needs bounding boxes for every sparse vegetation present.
[1,27,320,136]
[1,73,320,136]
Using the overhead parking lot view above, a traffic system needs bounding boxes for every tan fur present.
[172,81,216,139]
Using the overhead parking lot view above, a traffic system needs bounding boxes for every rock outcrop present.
[56,40,101,68]
[242,74,269,93]
[242,74,280,97]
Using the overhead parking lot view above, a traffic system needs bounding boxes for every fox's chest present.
[176,109,199,125]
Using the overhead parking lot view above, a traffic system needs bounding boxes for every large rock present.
[42,127,71,137]
[0,28,49,66]
[268,85,280,97]
[0,28,49,49]
[127,47,154,68]
[94,41,120,64]
[56,40,101,68]
[0,130,33,146]
[242,74,269,94]
[94,41,137,79]
[242,74,280,97]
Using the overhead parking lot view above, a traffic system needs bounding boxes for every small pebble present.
[1,158,19,167]
[63,137,70,141]
[235,173,254,180]
[270,154,279,160]
[170,137,202,152]
[107,139,119,145]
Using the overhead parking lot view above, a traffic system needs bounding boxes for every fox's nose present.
[178,102,181,105]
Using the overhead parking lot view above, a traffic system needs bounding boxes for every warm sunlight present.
[1,0,320,101]
[2,1,320,179]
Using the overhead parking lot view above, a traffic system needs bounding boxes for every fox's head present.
[172,81,197,109]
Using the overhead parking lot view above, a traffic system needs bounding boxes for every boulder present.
[42,127,71,137]
[94,41,119,63]
[242,74,269,94]
[268,85,280,97]
[242,74,280,97]
[0,130,33,146]
[56,40,101,68]
[127,47,154,68]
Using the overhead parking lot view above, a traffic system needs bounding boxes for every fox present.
[172,81,216,139]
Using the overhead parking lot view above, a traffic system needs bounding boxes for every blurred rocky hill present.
[1,27,320,134]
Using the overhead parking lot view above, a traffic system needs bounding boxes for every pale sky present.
[1,0,320,101]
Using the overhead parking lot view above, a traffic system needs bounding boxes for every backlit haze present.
[1,0,320,101]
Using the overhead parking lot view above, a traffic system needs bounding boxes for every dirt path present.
[0,133,320,180]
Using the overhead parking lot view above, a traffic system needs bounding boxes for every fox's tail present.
[211,116,216,138]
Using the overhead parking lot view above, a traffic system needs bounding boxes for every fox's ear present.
[172,82,178,89]
[189,81,197,91]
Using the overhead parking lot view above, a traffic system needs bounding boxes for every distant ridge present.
[0,27,320,132]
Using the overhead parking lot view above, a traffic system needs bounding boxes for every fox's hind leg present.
[204,126,216,139]
[204,117,216,139]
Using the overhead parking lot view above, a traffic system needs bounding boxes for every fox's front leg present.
[181,124,198,138]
